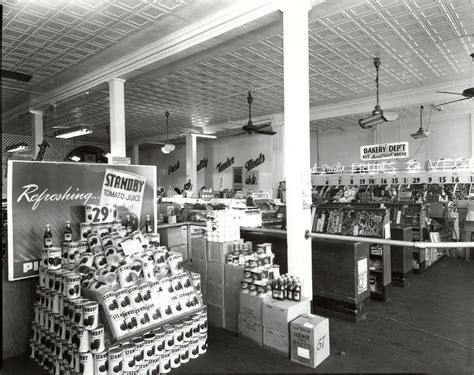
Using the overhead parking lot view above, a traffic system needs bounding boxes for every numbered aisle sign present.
[85,204,116,223]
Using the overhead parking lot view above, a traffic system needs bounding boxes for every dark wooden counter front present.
[240,227,371,322]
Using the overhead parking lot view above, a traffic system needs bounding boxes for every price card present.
[85,204,115,223]
[120,239,143,256]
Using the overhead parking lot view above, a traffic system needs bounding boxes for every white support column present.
[131,144,140,165]
[30,110,44,159]
[109,78,126,159]
[281,2,313,298]
[271,115,285,198]
[470,108,474,158]
[186,134,197,193]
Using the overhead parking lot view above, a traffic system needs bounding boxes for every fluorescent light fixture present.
[69,156,81,162]
[359,108,399,129]
[55,125,92,139]
[190,133,217,139]
[161,146,170,154]
[411,128,432,139]
[6,142,29,153]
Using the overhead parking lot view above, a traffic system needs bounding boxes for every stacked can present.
[239,242,280,296]
[30,267,102,374]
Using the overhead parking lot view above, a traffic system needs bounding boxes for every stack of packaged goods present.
[203,210,243,330]
[205,210,240,243]
[29,208,208,374]
[237,243,277,346]
[262,274,310,357]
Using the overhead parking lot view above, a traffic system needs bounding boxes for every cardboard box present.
[207,262,224,285]
[190,237,207,260]
[263,298,311,333]
[169,244,188,262]
[158,225,187,247]
[207,302,224,328]
[239,292,270,322]
[206,241,234,263]
[264,328,289,357]
[206,282,224,307]
[290,314,330,368]
[224,264,244,289]
[191,258,207,280]
[238,314,263,347]
[223,287,240,333]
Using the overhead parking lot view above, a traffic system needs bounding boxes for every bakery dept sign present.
[245,153,265,171]
[168,160,180,175]
[360,142,408,161]
[197,157,208,171]
[216,156,234,173]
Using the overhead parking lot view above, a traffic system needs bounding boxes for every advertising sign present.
[7,161,157,280]
[360,142,408,161]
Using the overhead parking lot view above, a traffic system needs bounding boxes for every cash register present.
[247,192,286,229]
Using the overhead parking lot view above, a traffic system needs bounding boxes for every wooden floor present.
[3,257,473,373]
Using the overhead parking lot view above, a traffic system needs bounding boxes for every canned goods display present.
[29,220,208,375]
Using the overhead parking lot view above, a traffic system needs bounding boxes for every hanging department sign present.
[360,142,408,161]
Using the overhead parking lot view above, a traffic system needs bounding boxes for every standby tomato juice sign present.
[7,160,157,281]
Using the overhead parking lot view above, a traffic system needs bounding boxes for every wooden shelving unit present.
[312,203,392,302]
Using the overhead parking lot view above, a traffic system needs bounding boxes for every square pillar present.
[109,78,127,159]
[30,110,43,159]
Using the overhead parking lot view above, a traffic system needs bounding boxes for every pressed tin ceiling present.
[2,0,474,144]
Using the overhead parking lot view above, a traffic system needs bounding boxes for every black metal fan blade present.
[436,97,470,107]
[255,130,276,135]
[436,91,464,96]
[1,69,32,82]
[253,123,272,130]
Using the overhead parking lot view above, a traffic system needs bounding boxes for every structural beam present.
[109,78,126,159]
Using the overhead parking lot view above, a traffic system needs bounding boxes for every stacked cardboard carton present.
[262,298,311,356]
[190,232,207,301]
[290,314,330,368]
[238,292,271,346]
[205,239,244,330]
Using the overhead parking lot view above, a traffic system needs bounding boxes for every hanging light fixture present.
[161,111,175,153]
[55,125,92,139]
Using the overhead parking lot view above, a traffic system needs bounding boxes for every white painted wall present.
[311,113,471,167]
[140,133,273,193]
[139,113,471,193]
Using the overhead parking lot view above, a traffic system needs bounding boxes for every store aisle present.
[3,257,473,374]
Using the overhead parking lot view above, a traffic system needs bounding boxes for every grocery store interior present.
[2,0,474,374]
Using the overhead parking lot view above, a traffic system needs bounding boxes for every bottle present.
[272,279,279,300]
[286,277,294,301]
[125,215,132,234]
[282,276,288,300]
[293,279,301,302]
[278,277,285,301]
[44,224,53,248]
[145,215,153,234]
[64,221,72,242]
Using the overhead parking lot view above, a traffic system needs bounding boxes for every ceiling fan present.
[435,87,474,106]
[435,53,474,107]
[238,91,275,136]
